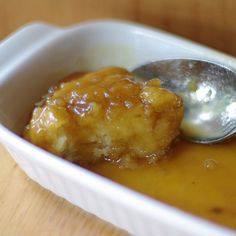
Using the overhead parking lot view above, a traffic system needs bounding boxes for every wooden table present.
[1,0,236,56]
[0,144,128,236]
[1,1,236,235]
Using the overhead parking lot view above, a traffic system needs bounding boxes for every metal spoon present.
[133,59,236,144]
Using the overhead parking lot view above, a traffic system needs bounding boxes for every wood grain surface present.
[0,0,236,55]
[0,145,128,236]
[1,1,236,235]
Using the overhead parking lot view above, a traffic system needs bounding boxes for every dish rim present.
[0,19,236,236]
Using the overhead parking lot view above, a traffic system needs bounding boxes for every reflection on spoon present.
[133,59,236,144]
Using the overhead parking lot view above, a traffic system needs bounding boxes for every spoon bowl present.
[133,59,236,143]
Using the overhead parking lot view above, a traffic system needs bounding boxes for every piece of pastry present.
[24,67,183,167]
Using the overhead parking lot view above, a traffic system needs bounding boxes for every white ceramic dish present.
[0,20,236,236]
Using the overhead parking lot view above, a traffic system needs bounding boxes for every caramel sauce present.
[24,67,236,230]
[89,138,236,229]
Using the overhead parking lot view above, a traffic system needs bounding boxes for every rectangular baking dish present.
[0,20,236,236]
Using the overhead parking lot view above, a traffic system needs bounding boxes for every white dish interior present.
[0,20,236,236]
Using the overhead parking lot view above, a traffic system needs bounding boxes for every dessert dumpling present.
[24,67,183,166]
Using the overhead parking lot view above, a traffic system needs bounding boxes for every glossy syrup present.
[89,138,236,229]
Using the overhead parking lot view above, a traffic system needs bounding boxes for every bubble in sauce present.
[203,159,218,170]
